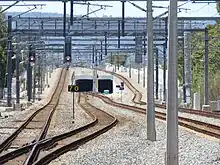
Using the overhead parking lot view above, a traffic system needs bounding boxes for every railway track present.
[0,93,117,165]
[0,68,67,164]
[33,93,117,165]
[98,68,220,119]
[91,93,220,139]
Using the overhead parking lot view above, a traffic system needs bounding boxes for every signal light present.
[30,56,34,61]
[66,56,71,62]
[28,45,35,64]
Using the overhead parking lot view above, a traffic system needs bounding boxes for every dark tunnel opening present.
[98,79,113,93]
[75,79,93,92]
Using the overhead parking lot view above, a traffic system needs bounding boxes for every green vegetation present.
[109,54,127,66]
[216,1,220,14]
[0,7,7,98]
[178,24,220,102]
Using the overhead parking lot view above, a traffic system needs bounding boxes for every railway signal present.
[64,36,72,64]
[66,56,71,63]
[116,82,124,102]
[28,45,35,66]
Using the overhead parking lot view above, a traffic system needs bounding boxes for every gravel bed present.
[50,96,220,165]
[47,69,93,137]
[0,129,16,143]
[0,128,16,135]
[16,129,41,138]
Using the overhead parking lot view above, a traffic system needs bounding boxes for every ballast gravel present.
[50,96,220,165]
[47,69,93,137]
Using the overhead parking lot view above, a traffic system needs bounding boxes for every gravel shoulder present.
[49,95,220,165]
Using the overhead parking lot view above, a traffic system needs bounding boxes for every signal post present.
[68,84,80,123]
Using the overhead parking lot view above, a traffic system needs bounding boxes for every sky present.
[1,1,220,18]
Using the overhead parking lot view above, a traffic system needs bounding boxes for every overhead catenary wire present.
[3,6,37,23]
[0,1,19,13]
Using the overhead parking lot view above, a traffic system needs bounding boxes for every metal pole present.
[93,49,98,93]
[163,17,168,103]
[122,1,125,37]
[100,41,103,61]
[184,21,192,104]
[146,0,156,141]
[129,62,131,78]
[95,49,98,67]
[6,15,12,107]
[92,45,95,64]
[110,52,113,65]
[117,54,120,70]
[40,68,43,94]
[70,0,74,26]
[37,56,41,95]
[114,62,116,72]
[155,48,159,100]
[118,20,121,48]
[204,27,209,105]
[166,0,179,164]
[163,44,167,103]
[143,33,146,88]
[33,66,36,102]
[138,66,140,84]
[182,39,186,103]
[118,20,120,71]
[104,32,107,57]
[121,89,122,102]
[46,67,49,86]
[63,0,66,37]
[72,92,75,121]
[16,43,20,104]
[72,74,75,122]
[27,45,32,102]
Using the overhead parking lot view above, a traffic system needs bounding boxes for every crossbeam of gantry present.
[11,16,219,57]
[0,0,217,1]
[12,17,219,38]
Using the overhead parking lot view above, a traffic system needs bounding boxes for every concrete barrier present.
[193,93,200,110]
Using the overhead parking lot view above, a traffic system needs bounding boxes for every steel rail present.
[98,68,220,118]
[0,94,98,164]
[92,93,220,139]
[32,93,117,165]
[0,68,66,154]
[24,69,67,165]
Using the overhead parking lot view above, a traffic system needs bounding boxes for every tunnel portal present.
[98,79,113,93]
[75,79,93,92]
[74,75,113,93]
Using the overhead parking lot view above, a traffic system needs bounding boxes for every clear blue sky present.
[2,1,219,17]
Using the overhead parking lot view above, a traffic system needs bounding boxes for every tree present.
[216,1,220,14]
[0,7,7,99]
[109,54,127,66]
[178,24,220,103]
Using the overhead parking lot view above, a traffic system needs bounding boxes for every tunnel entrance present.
[75,79,93,92]
[98,79,113,94]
